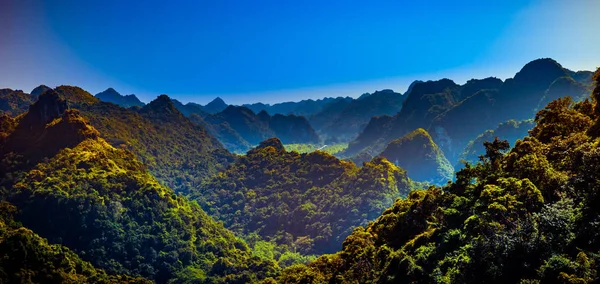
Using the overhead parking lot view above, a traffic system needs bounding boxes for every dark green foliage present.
[378,128,453,184]
[0,202,150,283]
[278,68,600,283]
[0,95,276,283]
[193,138,411,255]
[95,88,145,108]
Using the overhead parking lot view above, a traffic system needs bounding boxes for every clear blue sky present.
[1,0,599,104]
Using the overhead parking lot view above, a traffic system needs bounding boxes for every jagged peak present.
[140,94,181,116]
[30,85,52,98]
[22,89,68,127]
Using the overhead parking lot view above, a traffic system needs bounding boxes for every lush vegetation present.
[0,202,150,283]
[378,128,454,185]
[0,91,276,283]
[277,68,600,283]
[283,143,348,155]
[193,138,412,255]
[75,94,235,195]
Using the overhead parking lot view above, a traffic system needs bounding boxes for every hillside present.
[193,138,411,255]
[75,94,234,194]
[0,88,34,116]
[277,68,600,284]
[0,92,276,282]
[378,128,454,185]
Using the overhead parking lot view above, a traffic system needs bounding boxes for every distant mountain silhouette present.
[203,97,228,114]
[95,88,145,108]
[203,105,319,152]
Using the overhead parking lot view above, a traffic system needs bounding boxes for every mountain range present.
[1,58,598,283]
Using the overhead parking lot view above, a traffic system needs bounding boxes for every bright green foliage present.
[283,143,348,155]
[277,68,600,283]
[194,138,411,255]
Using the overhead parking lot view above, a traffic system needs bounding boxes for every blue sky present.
[1,0,599,104]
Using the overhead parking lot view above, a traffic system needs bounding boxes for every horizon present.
[2,0,599,105]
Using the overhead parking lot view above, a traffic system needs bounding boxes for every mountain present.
[74,94,234,194]
[203,97,228,114]
[378,128,453,185]
[54,85,100,104]
[192,137,411,255]
[172,99,208,117]
[30,84,51,98]
[95,88,145,108]
[278,68,600,284]
[0,88,34,116]
[0,91,276,282]
[344,59,594,165]
[244,96,352,117]
[344,78,459,157]
[203,105,320,153]
[313,89,405,142]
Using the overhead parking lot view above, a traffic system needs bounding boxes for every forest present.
[0,60,599,283]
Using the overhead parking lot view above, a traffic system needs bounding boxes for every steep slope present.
[378,128,453,185]
[95,88,145,108]
[278,68,600,284]
[0,88,34,116]
[193,138,411,255]
[75,94,234,194]
[0,93,276,282]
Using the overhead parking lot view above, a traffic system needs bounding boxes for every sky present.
[1,0,599,105]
